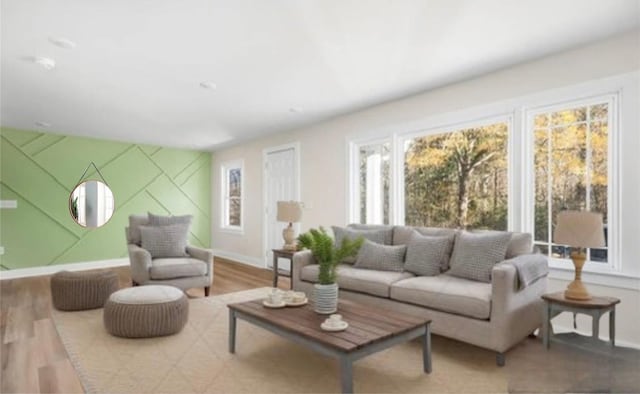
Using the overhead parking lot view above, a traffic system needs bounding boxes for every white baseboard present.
[0,258,129,280]
[213,249,265,269]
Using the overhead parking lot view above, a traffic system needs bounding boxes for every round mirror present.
[69,180,115,228]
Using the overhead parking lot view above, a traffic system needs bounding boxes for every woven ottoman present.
[104,285,188,338]
[51,270,119,311]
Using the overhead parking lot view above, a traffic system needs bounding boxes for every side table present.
[541,292,620,349]
[271,249,296,289]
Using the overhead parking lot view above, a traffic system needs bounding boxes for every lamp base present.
[282,224,297,251]
[564,280,592,301]
[564,250,592,301]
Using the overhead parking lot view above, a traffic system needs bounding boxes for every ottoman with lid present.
[104,285,188,338]
[51,270,119,311]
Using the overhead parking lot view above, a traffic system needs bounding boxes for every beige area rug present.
[53,287,508,393]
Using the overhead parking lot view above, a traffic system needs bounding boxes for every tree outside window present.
[533,102,609,262]
[404,122,509,230]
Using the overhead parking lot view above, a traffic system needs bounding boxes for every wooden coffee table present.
[228,299,432,394]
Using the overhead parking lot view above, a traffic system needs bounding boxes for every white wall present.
[212,31,640,346]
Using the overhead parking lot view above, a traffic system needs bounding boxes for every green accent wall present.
[0,128,211,270]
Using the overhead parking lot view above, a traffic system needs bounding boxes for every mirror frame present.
[68,179,116,228]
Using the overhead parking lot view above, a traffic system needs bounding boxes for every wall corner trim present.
[0,258,129,280]
[212,249,265,269]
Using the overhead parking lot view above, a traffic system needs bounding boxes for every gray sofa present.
[292,224,548,366]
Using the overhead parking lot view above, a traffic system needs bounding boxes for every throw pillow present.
[354,240,407,272]
[404,232,451,276]
[448,231,512,282]
[148,212,193,227]
[140,223,190,258]
[332,226,387,264]
[128,214,150,245]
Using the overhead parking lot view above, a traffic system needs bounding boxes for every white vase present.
[313,283,338,314]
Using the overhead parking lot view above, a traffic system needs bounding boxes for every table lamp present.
[553,210,605,301]
[277,201,302,251]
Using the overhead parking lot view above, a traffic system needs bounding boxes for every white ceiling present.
[1,0,639,150]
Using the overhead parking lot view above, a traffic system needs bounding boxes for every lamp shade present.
[277,201,302,223]
[553,210,605,248]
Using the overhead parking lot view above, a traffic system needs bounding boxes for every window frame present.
[220,159,244,234]
[524,93,620,274]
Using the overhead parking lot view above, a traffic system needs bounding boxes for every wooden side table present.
[271,249,296,289]
[541,292,620,349]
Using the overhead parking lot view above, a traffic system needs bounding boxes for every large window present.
[531,98,612,263]
[356,141,390,225]
[221,160,243,231]
[404,121,509,230]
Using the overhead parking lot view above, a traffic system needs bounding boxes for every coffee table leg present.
[423,323,432,373]
[229,309,236,354]
[340,357,353,394]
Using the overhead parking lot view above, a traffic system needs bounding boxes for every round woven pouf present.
[51,270,119,311]
[103,285,188,338]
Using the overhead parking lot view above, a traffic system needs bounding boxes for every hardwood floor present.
[0,258,289,393]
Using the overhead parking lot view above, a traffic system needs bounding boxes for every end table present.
[271,249,296,289]
[541,291,620,349]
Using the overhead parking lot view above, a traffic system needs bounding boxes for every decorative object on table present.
[263,288,286,308]
[69,161,115,228]
[321,313,349,331]
[284,290,308,306]
[297,227,363,314]
[50,270,119,311]
[277,201,303,250]
[553,210,605,300]
[125,213,214,296]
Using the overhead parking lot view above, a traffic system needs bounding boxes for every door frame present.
[262,142,301,268]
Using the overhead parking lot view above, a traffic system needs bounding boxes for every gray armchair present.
[125,222,213,296]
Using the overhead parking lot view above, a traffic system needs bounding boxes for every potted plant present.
[297,227,363,314]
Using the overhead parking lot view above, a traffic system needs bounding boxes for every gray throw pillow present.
[404,232,451,276]
[448,231,512,283]
[332,226,387,264]
[354,240,407,272]
[128,214,150,245]
[148,212,193,227]
[140,223,190,258]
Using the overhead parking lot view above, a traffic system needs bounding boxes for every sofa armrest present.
[186,245,214,278]
[490,256,547,352]
[292,250,315,290]
[128,244,152,284]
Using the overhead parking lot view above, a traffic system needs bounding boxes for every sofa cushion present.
[404,232,451,276]
[150,258,207,279]
[448,231,511,283]
[354,240,406,272]
[140,223,190,258]
[300,264,413,298]
[393,226,457,270]
[472,230,533,259]
[390,275,492,320]
[332,226,388,264]
[347,224,394,245]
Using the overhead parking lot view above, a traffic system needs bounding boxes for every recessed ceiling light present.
[289,107,303,114]
[49,37,76,49]
[199,81,217,90]
[34,57,56,70]
[35,121,51,128]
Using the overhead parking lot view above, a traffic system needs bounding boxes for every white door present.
[265,146,298,271]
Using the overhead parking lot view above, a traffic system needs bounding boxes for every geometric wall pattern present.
[0,128,211,270]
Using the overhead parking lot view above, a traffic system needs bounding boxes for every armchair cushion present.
[140,223,189,258]
[128,214,150,245]
[148,212,193,227]
[150,258,207,280]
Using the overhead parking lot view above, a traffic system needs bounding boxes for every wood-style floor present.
[0,258,290,394]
